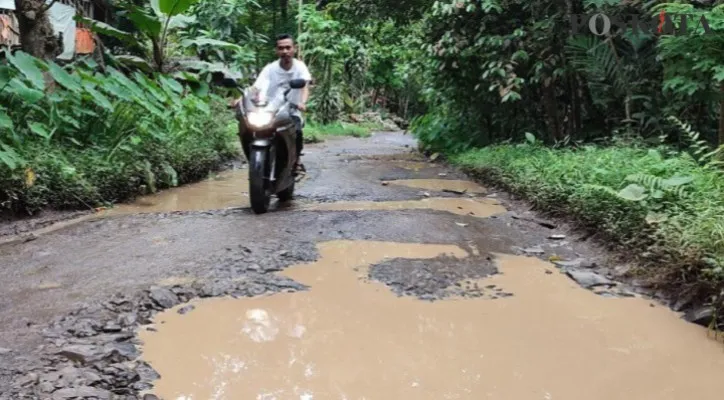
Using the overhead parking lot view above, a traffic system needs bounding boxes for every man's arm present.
[254,65,270,89]
[252,65,271,98]
[300,85,310,110]
[298,62,313,111]
[234,66,269,106]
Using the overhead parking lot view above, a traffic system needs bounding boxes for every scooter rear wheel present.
[249,148,271,214]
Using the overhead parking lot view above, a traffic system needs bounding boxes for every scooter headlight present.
[247,111,273,127]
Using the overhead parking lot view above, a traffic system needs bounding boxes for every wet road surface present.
[1,132,724,398]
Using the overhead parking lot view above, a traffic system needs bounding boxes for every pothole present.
[108,169,250,215]
[381,179,487,194]
[137,241,724,400]
[398,161,431,171]
[298,197,506,218]
[343,153,426,162]
[157,276,197,287]
[33,282,64,290]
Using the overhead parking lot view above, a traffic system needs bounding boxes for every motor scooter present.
[233,79,307,214]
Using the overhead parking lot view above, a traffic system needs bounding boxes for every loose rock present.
[552,259,583,268]
[52,386,112,400]
[565,269,614,289]
[118,313,138,327]
[102,322,122,333]
[104,342,139,359]
[684,306,715,327]
[523,247,545,255]
[177,305,195,315]
[38,381,55,393]
[148,287,179,309]
[135,361,160,382]
[67,319,99,338]
[57,345,98,365]
[672,292,697,312]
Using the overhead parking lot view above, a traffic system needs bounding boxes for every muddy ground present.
[0,132,721,399]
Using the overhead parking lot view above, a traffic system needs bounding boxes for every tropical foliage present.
[2,0,724,318]
[0,49,236,213]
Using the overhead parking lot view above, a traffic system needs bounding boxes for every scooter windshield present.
[239,87,289,128]
[242,87,286,114]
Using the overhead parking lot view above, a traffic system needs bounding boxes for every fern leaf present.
[582,184,620,197]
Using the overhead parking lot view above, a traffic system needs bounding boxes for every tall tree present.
[13,0,60,58]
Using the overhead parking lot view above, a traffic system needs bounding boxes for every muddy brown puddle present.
[107,172,499,218]
[139,241,724,400]
[382,178,487,194]
[109,169,250,214]
[299,197,506,218]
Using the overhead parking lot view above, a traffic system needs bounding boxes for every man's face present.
[276,38,295,60]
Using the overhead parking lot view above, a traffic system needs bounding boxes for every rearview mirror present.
[289,79,307,89]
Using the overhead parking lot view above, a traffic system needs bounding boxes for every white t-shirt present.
[253,58,312,119]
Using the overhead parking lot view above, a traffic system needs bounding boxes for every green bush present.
[0,51,238,214]
[451,137,724,300]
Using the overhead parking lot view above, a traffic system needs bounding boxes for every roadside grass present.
[449,138,724,314]
[304,121,381,143]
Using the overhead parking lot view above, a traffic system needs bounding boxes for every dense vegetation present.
[398,0,724,319]
[0,51,237,213]
[2,0,724,318]
[304,0,724,319]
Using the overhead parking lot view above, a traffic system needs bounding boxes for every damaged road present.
[1,132,724,399]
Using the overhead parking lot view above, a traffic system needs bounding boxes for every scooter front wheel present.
[249,148,271,214]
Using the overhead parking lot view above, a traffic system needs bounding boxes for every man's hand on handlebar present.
[228,97,242,109]
[297,103,307,112]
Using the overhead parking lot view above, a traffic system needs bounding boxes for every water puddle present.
[346,153,427,162]
[108,169,250,214]
[382,179,487,194]
[34,282,63,290]
[138,241,724,400]
[398,161,431,171]
[157,276,197,287]
[299,198,506,218]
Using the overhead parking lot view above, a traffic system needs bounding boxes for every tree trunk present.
[281,0,288,24]
[14,0,60,58]
[542,77,561,142]
[272,0,277,33]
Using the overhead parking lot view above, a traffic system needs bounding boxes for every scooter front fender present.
[251,139,272,148]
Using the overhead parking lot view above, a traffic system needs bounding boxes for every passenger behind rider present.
[245,33,312,174]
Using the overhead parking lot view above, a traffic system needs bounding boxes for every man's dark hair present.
[276,34,294,44]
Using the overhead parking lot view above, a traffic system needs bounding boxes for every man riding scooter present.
[243,33,313,175]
